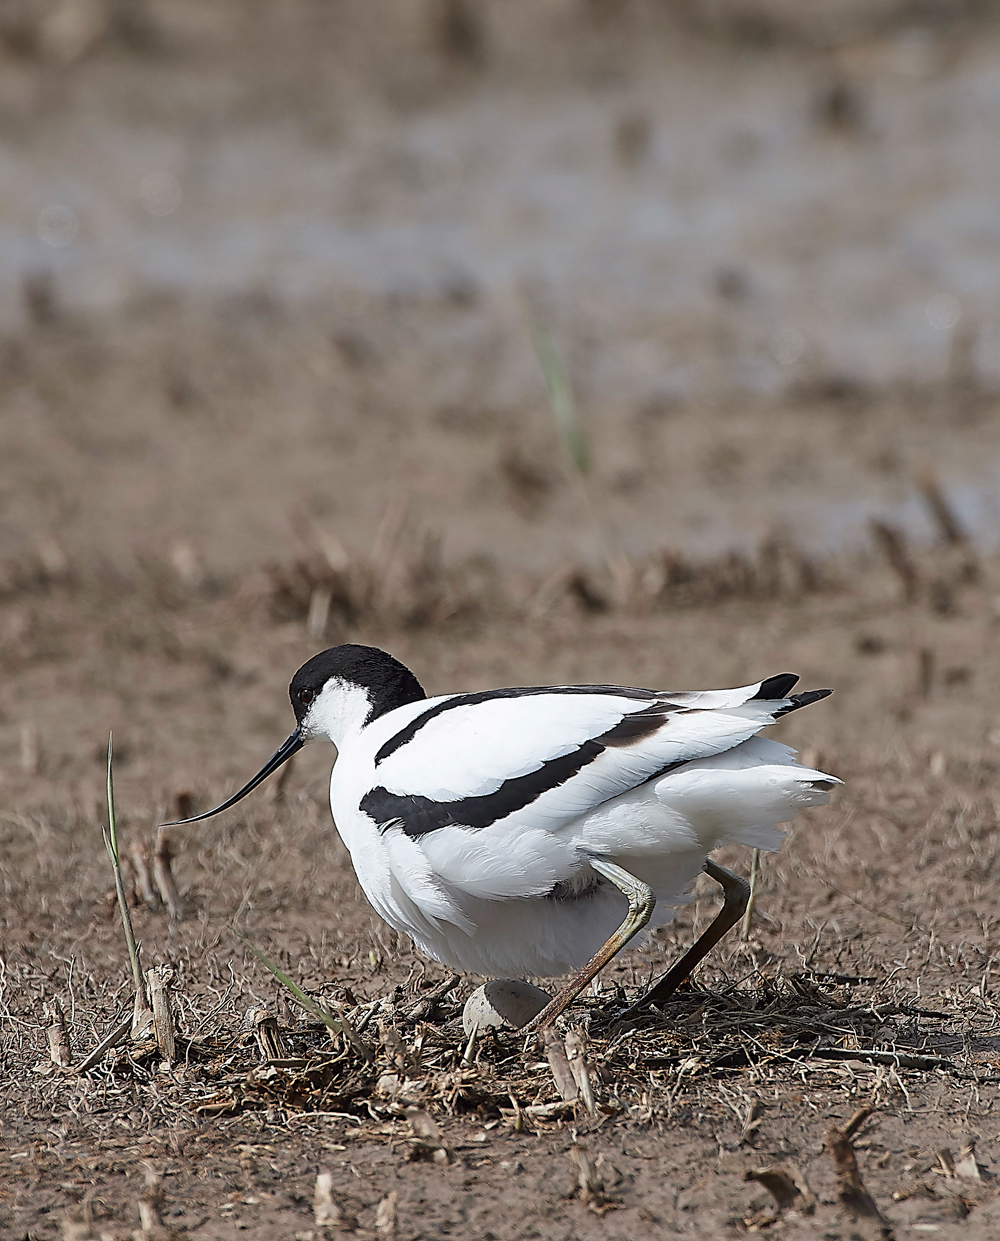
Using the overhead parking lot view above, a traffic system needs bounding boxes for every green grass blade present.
[231,927,374,1061]
[103,733,148,1014]
[534,330,591,476]
[106,732,119,865]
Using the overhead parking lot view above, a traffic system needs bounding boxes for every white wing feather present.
[372,683,794,834]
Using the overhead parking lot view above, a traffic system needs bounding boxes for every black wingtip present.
[774,687,833,717]
[752,673,800,700]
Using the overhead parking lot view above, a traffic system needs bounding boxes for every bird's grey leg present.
[525,857,656,1032]
[619,858,750,1018]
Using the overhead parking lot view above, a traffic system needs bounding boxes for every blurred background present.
[3,0,1000,586]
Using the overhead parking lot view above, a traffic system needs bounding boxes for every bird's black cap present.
[289,644,426,725]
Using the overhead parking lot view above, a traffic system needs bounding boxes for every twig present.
[869,520,919,603]
[375,1190,398,1238]
[313,1171,343,1229]
[76,1014,132,1073]
[250,1006,287,1061]
[826,1118,894,1236]
[44,998,71,1067]
[917,469,974,552]
[137,1162,165,1237]
[565,1028,597,1115]
[542,1026,578,1101]
[306,586,332,640]
[153,827,184,920]
[569,1142,616,1213]
[129,841,160,909]
[146,966,176,1063]
[843,1105,874,1140]
[811,1047,963,1074]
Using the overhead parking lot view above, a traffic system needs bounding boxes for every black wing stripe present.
[751,673,799,700]
[362,739,605,837]
[373,683,656,766]
[363,748,690,839]
[595,702,680,746]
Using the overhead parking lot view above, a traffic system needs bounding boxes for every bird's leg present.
[619,858,750,1018]
[525,857,656,1032]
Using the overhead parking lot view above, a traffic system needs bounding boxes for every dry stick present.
[129,840,160,909]
[741,1097,763,1143]
[250,1007,288,1061]
[569,1143,610,1210]
[313,1172,343,1229]
[102,735,152,1034]
[153,827,184,920]
[542,1026,578,1102]
[917,468,979,579]
[76,1014,132,1073]
[826,1115,894,1237]
[565,1028,597,1116]
[375,1191,398,1239]
[44,998,72,1067]
[954,1144,984,1184]
[741,849,762,941]
[137,1162,166,1237]
[146,966,176,1063]
[460,1026,477,1066]
[843,1105,874,1140]
[306,586,332,640]
[869,519,920,603]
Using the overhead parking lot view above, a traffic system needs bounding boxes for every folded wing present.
[360,675,831,840]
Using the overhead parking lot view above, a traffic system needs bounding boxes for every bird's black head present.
[289,644,426,727]
[164,645,426,827]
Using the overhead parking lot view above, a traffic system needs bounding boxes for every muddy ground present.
[5,2,1000,1239]
[4,440,1000,1239]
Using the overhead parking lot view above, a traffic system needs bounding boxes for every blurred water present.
[3,32,1000,408]
[3,32,1000,567]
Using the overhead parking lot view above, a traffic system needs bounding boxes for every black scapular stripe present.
[362,720,689,838]
[598,702,679,746]
[374,683,656,767]
[362,739,606,836]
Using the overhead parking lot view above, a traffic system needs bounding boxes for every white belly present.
[329,736,837,977]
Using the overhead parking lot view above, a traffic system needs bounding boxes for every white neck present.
[300,678,373,747]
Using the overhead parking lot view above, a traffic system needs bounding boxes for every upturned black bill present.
[162,728,305,825]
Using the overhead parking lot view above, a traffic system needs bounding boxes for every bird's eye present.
[298,687,316,704]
